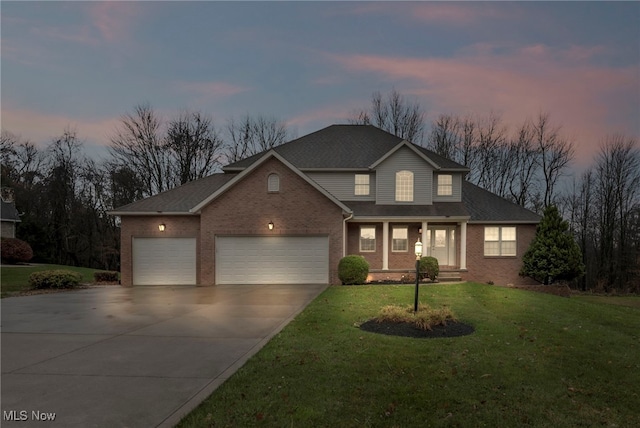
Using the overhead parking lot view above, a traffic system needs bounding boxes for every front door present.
[427,227,456,266]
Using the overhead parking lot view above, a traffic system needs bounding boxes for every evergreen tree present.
[520,205,584,284]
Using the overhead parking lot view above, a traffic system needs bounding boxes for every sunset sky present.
[2,1,638,169]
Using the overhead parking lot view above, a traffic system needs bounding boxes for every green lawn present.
[0,264,114,297]
[178,283,640,428]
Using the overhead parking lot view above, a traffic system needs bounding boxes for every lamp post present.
[414,238,423,312]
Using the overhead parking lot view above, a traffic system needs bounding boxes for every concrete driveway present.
[1,283,327,427]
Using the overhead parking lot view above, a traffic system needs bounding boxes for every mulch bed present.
[360,320,475,339]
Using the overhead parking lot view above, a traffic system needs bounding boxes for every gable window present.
[392,226,408,252]
[437,174,453,196]
[355,174,370,195]
[395,170,414,202]
[268,173,280,192]
[484,226,517,256]
[360,226,376,252]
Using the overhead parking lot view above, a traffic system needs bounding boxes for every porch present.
[345,219,469,282]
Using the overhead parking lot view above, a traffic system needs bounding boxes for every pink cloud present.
[176,81,251,98]
[332,45,639,167]
[1,106,120,157]
[348,2,511,26]
[87,2,140,44]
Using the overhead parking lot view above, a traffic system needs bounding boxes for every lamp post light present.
[414,238,423,312]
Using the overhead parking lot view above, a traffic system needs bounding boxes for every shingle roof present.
[1,200,20,222]
[110,173,235,214]
[224,124,469,171]
[346,201,469,218]
[462,181,541,223]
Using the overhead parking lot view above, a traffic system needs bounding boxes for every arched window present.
[268,173,280,192]
[395,170,413,202]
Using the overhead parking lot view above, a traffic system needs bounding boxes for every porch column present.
[460,221,467,270]
[382,221,389,270]
[421,221,428,253]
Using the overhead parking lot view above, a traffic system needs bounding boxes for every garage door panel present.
[216,236,328,284]
[133,238,196,285]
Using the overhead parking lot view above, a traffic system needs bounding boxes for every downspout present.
[343,212,354,257]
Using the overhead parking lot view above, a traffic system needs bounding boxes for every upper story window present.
[355,174,370,196]
[360,226,376,252]
[268,173,280,192]
[437,174,453,196]
[484,226,517,256]
[395,170,414,202]
[392,226,408,252]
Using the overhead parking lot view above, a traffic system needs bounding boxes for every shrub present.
[419,256,439,281]
[375,304,457,331]
[338,255,369,285]
[29,270,83,289]
[520,205,585,284]
[1,237,33,264]
[94,271,119,283]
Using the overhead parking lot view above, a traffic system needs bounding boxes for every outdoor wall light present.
[158,223,166,232]
[268,221,274,230]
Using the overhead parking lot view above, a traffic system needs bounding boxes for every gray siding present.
[306,172,376,201]
[432,173,463,202]
[375,147,433,205]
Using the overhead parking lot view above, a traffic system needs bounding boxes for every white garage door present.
[132,237,196,285]
[216,236,329,284]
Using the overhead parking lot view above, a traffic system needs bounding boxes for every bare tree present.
[349,89,426,144]
[532,113,574,208]
[109,103,170,197]
[166,110,224,185]
[429,114,462,161]
[225,115,290,163]
[508,119,539,208]
[594,135,640,290]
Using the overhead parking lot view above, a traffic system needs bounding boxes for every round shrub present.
[338,255,369,285]
[29,270,83,289]
[1,237,33,264]
[419,256,439,281]
[93,271,120,283]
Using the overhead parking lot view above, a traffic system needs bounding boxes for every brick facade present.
[463,223,538,286]
[199,157,345,285]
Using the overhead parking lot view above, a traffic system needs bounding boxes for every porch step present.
[437,271,463,282]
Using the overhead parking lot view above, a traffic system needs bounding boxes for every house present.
[109,125,541,286]
[1,189,21,239]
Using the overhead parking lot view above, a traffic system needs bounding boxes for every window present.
[484,226,517,256]
[268,173,280,192]
[437,174,453,196]
[355,174,370,196]
[395,170,413,202]
[392,227,408,252]
[360,226,376,252]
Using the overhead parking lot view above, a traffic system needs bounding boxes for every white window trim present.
[484,226,517,256]
[437,174,453,196]
[392,226,408,252]
[359,226,376,252]
[268,173,280,193]
[395,170,414,202]
[355,174,370,196]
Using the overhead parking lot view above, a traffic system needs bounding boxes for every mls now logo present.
[3,410,56,421]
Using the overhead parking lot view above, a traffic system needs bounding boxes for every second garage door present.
[215,236,329,284]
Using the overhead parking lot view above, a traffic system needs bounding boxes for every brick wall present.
[463,223,539,286]
[119,215,200,286]
[200,157,346,285]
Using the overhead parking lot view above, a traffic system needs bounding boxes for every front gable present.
[374,145,434,205]
[192,150,351,215]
